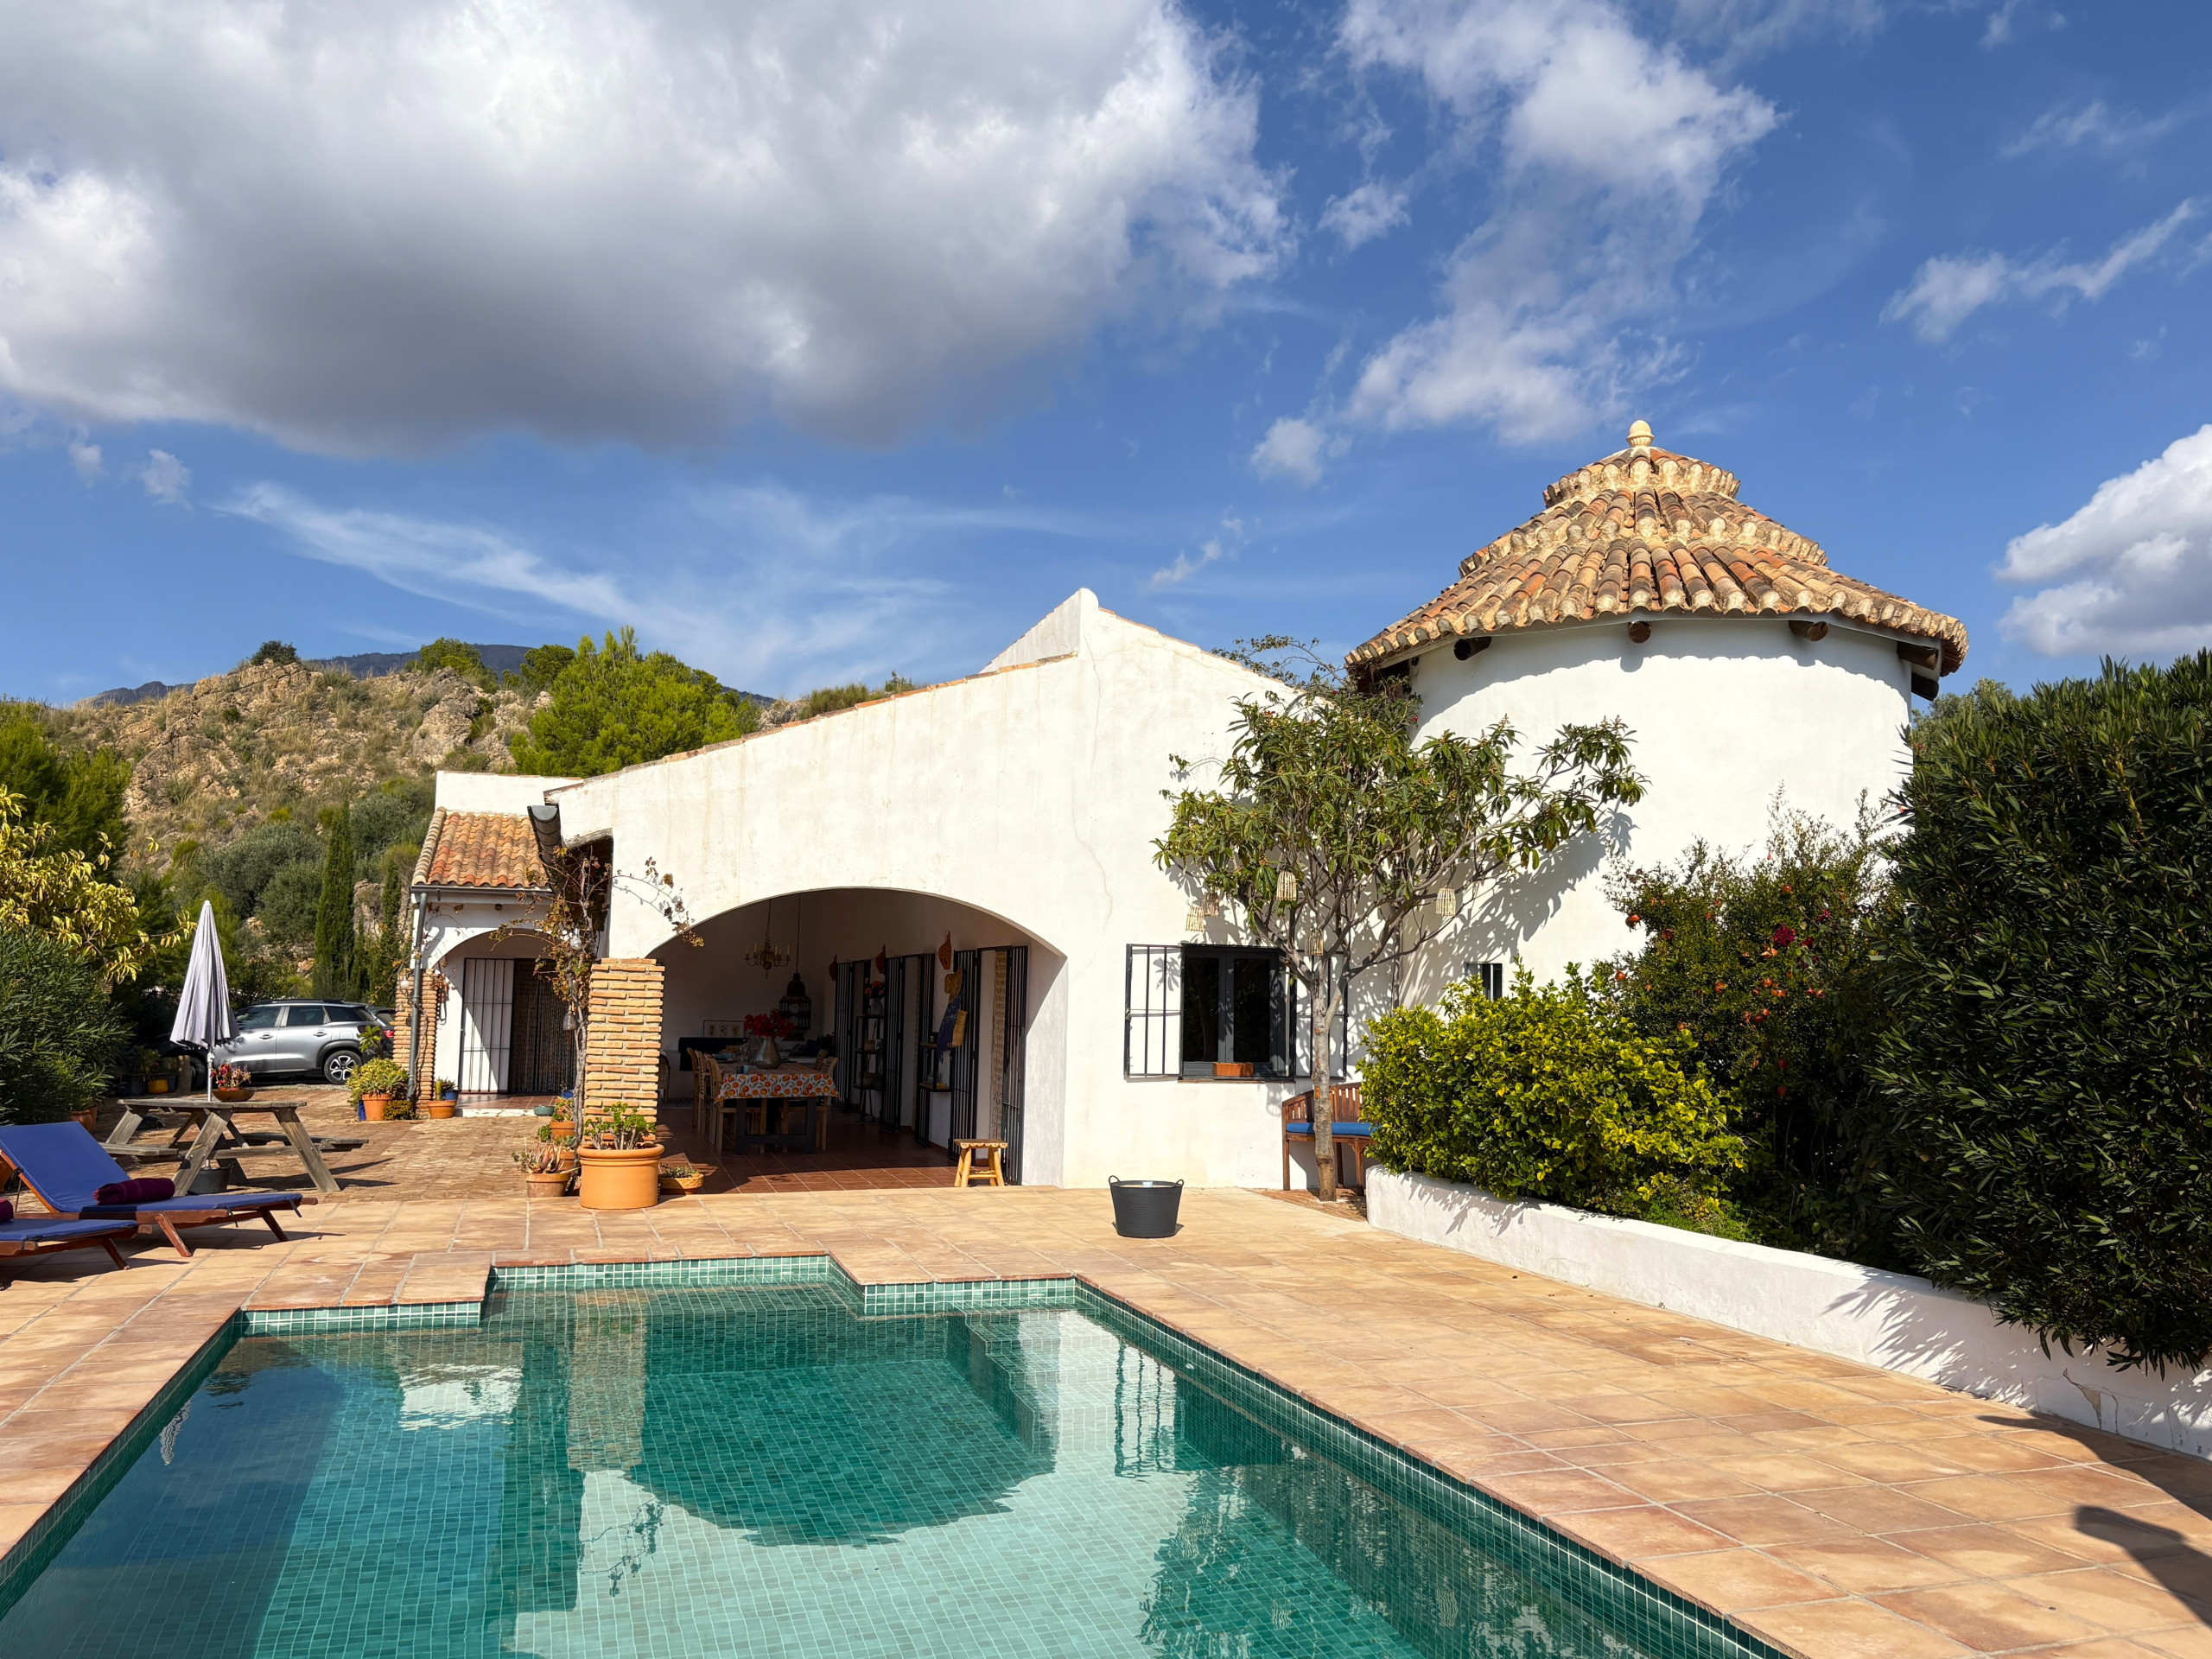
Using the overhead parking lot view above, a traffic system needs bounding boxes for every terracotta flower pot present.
[576,1143,663,1211]
[361,1094,393,1122]
[524,1171,571,1200]
[426,1102,458,1120]
[213,1087,254,1103]
[68,1107,99,1134]
[553,1144,578,1173]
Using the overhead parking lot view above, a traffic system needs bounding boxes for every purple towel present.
[94,1177,175,1205]
[0,1199,10,1223]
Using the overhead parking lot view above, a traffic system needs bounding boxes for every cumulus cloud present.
[139,450,188,504]
[1321,181,1412,248]
[1288,0,1776,466]
[0,0,1284,456]
[1882,201,2201,342]
[1249,416,1337,484]
[66,436,100,483]
[1997,425,2212,659]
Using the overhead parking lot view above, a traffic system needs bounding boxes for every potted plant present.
[537,1122,579,1172]
[658,1160,709,1194]
[514,1144,571,1200]
[211,1062,255,1103]
[575,1107,662,1210]
[426,1077,460,1120]
[349,1058,410,1122]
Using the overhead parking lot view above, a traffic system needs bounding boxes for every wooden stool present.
[952,1139,1007,1188]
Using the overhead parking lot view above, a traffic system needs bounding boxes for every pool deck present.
[0,1187,2206,1659]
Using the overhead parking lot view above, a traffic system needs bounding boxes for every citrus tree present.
[1154,639,1643,1198]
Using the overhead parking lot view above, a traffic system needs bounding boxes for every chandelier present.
[743,898,796,975]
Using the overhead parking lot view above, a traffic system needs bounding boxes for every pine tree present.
[311,804,357,999]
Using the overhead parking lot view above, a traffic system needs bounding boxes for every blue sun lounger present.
[0,1122,315,1258]
[0,1207,137,1271]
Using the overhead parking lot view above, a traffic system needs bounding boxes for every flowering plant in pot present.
[349,1058,410,1121]
[211,1063,255,1103]
[575,1107,662,1211]
[741,1011,794,1069]
[513,1143,571,1199]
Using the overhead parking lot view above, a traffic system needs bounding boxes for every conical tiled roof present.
[1348,423,1967,675]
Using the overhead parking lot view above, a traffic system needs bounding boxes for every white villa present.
[398,424,1966,1192]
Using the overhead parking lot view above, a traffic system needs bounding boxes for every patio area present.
[0,1185,2206,1659]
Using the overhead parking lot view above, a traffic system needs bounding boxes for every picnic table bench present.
[105,1101,364,1195]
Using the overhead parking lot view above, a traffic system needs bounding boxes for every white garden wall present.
[1369,1169,2212,1461]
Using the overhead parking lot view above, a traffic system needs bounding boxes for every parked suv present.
[211,1001,390,1086]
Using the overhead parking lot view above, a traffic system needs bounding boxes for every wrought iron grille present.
[1124,944,1181,1078]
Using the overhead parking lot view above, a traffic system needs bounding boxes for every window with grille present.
[1126,944,1293,1079]
[1465,960,1505,1001]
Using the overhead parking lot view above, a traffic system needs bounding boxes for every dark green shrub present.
[248,640,298,666]
[0,926,127,1122]
[204,820,321,920]
[1605,810,1895,1262]
[1868,656,2212,1370]
[1363,969,1741,1224]
[415,638,491,684]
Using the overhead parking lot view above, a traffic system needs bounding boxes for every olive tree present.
[1154,640,1643,1198]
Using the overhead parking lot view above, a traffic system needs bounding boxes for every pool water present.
[0,1286,1671,1659]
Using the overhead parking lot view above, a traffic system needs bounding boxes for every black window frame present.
[1125,944,1295,1081]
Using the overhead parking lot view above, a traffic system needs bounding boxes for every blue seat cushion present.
[1282,1122,1371,1138]
[79,1193,305,1220]
[0,1217,135,1243]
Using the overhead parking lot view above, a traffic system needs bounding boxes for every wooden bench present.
[1281,1084,1370,1194]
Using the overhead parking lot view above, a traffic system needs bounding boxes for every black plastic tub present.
[1108,1177,1184,1237]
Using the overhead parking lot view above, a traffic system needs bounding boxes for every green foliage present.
[415,638,491,684]
[1604,808,1896,1262]
[348,1057,410,1103]
[1155,638,1643,1088]
[1866,653,2212,1371]
[1363,969,1742,1222]
[0,925,128,1123]
[248,641,299,667]
[347,778,433,883]
[203,820,321,921]
[311,804,358,999]
[0,706,129,859]
[787,676,917,722]
[257,859,326,944]
[508,627,761,778]
[503,643,576,697]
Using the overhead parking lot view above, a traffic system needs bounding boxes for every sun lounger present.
[0,1205,136,1270]
[0,1122,315,1259]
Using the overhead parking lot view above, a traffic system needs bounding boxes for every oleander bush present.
[1363,969,1743,1228]
[0,925,127,1123]
[1866,657,2212,1371]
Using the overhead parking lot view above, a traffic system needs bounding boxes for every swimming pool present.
[0,1273,1774,1658]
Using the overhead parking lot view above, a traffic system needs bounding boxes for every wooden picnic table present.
[105,1100,352,1195]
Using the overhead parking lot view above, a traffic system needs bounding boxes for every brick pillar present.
[583,957,664,1119]
[395,968,442,1099]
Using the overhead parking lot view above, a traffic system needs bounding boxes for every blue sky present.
[2,0,2209,703]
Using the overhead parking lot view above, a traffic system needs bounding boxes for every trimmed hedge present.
[1363,969,1741,1223]
[1868,659,2212,1371]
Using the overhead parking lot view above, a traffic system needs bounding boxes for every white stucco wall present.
[1403,616,1915,987]
[545,591,1307,1189]
[430,771,576,814]
[1370,1170,2212,1460]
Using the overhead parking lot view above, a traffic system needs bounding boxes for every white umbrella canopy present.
[169,900,237,1098]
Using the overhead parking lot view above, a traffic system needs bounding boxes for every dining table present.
[704,1061,840,1155]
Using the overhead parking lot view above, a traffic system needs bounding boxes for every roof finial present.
[1627,419,1653,450]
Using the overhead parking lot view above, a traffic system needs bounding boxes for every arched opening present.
[429,928,571,1101]
[653,887,1063,1192]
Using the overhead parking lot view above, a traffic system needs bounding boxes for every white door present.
[458,957,516,1094]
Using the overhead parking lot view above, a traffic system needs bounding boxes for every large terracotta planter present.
[361,1094,394,1122]
[576,1144,663,1210]
[68,1107,99,1134]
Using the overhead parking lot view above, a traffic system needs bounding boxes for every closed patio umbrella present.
[169,900,237,1099]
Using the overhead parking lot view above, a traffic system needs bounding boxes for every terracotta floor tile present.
[1801,1484,1977,1535]
[1876,1582,2108,1650]
[1546,1503,1735,1562]
[1732,1596,1974,1659]
[1637,1547,1839,1612]
[2002,1567,2212,1636]
[1674,1495,1865,1547]
[1605,1459,1767,1503]
[1770,1538,1976,1595]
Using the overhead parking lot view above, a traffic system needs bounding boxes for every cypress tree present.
[311,804,357,999]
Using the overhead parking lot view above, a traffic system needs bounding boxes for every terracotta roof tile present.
[1348,424,1968,676]
[419,811,547,891]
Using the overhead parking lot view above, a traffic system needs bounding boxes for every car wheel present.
[322,1047,361,1087]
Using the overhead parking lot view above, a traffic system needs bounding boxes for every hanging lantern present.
[1184,903,1208,931]
[779,972,813,1040]
[1274,870,1298,902]
[1437,887,1460,919]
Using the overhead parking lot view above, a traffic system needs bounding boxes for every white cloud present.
[1249,416,1336,484]
[66,436,101,483]
[1662,0,1884,60]
[1307,0,1777,453]
[1321,181,1411,248]
[1882,201,2200,342]
[139,449,188,504]
[2000,98,2192,159]
[1996,425,2212,659]
[0,0,1285,456]
[1149,516,1243,587]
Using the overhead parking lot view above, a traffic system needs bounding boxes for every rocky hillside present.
[53,659,541,865]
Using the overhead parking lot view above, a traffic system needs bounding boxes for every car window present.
[237,1005,281,1031]
[282,1005,329,1027]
